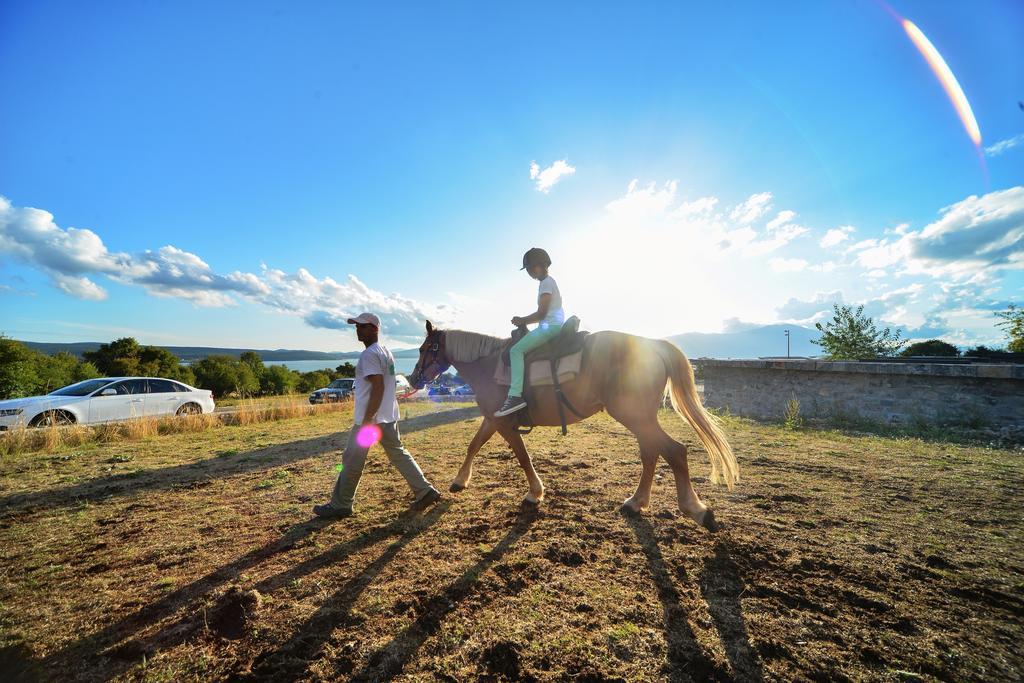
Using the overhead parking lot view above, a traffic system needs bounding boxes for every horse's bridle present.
[417,331,450,385]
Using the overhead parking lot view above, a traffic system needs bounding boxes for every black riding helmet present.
[521,247,552,270]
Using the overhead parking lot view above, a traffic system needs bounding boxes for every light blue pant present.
[508,323,563,397]
[330,421,437,510]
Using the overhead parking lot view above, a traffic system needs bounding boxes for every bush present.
[900,339,959,357]
[783,398,803,430]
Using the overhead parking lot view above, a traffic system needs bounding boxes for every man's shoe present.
[410,488,441,511]
[313,503,353,519]
[494,396,528,417]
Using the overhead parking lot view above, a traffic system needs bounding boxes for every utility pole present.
[784,329,791,358]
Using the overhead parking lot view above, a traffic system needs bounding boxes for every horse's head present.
[407,320,450,389]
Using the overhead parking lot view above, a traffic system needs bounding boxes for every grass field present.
[1,403,1021,681]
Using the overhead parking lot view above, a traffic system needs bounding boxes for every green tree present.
[34,352,81,393]
[173,364,197,387]
[83,337,142,376]
[812,304,905,359]
[0,336,39,399]
[900,339,959,357]
[138,345,182,377]
[191,355,259,398]
[262,364,299,395]
[334,362,356,378]
[297,370,332,394]
[240,351,265,376]
[72,361,102,383]
[995,304,1024,353]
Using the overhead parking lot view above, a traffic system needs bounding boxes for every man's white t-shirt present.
[538,276,565,328]
[354,342,400,425]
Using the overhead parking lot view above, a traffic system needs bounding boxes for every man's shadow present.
[624,515,763,682]
[34,506,449,680]
[245,501,456,679]
[340,505,540,681]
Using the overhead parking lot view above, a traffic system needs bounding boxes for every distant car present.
[309,378,355,404]
[428,385,452,396]
[0,377,215,430]
[452,384,474,396]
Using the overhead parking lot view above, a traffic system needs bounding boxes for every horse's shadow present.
[624,515,764,682]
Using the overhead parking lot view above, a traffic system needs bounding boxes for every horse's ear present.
[426,320,434,334]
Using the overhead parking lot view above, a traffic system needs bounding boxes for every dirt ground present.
[0,404,1021,682]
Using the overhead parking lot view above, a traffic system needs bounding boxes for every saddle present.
[497,316,589,435]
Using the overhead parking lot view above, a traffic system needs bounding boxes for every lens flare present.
[356,424,382,448]
[902,19,982,147]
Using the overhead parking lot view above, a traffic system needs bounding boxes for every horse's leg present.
[450,418,497,493]
[496,424,545,505]
[621,435,659,514]
[657,427,716,531]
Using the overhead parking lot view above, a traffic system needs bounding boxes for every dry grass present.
[0,406,1021,682]
[0,398,363,457]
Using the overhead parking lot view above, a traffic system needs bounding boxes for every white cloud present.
[899,186,1024,278]
[673,196,718,217]
[769,257,808,273]
[845,238,877,253]
[766,210,796,231]
[729,192,773,224]
[820,225,855,248]
[53,274,107,300]
[775,290,844,321]
[606,180,678,217]
[0,195,454,341]
[529,159,576,193]
[984,133,1024,157]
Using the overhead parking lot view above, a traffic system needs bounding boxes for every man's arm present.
[512,293,552,327]
[361,374,385,425]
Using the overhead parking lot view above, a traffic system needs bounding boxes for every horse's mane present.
[444,329,509,363]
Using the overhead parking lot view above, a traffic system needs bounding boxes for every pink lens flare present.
[356,424,383,448]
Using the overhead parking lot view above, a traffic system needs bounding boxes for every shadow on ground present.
[0,407,479,515]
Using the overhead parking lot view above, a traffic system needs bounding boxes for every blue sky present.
[2,0,1022,352]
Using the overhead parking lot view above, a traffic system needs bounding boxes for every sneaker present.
[494,396,528,417]
[313,503,353,519]
[410,488,442,511]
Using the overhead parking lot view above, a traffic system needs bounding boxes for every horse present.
[406,321,739,530]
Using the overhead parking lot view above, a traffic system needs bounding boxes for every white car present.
[0,377,216,429]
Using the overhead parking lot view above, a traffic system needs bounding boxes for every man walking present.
[314,312,441,519]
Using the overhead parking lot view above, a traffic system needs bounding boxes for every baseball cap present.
[346,312,381,328]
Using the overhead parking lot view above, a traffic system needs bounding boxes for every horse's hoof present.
[449,482,466,493]
[700,509,719,533]
[522,494,542,506]
[619,502,642,517]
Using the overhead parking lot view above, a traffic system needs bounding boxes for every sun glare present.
[902,19,982,147]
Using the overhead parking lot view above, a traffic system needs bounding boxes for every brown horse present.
[406,321,738,530]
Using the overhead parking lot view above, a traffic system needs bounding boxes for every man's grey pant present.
[330,421,437,510]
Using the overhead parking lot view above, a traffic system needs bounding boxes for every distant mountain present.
[17,341,422,362]
[667,324,820,359]
[21,326,815,363]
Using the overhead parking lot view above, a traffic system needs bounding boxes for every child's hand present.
[511,316,525,327]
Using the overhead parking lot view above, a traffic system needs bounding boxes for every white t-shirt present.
[354,342,400,425]
[538,276,565,328]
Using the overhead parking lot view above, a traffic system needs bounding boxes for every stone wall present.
[696,360,1024,429]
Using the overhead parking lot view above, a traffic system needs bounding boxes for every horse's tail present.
[655,340,739,489]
